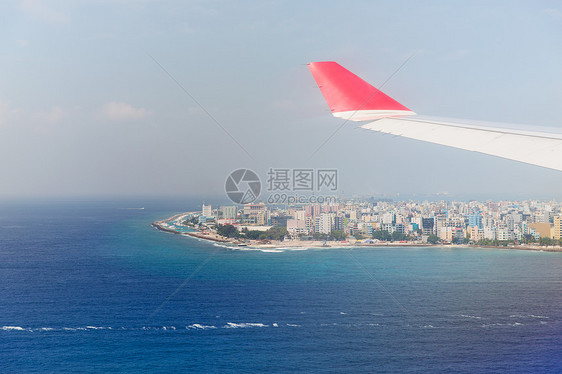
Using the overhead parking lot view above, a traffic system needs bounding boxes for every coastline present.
[152,213,231,243]
[152,212,562,252]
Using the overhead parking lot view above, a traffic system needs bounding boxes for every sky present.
[1,0,562,200]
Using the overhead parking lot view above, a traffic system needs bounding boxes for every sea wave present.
[459,314,483,319]
[224,322,268,329]
[1,323,275,332]
[481,322,525,328]
[510,314,549,319]
[8,319,538,333]
[2,326,26,331]
[187,324,216,330]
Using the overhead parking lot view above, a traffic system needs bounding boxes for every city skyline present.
[192,198,562,246]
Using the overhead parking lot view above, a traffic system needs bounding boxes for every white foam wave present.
[232,246,287,253]
[2,326,26,331]
[187,324,216,330]
[529,314,548,319]
[2,322,328,333]
[212,243,237,249]
[459,314,483,319]
[510,314,549,319]
[224,322,268,329]
[2,325,111,332]
[481,322,525,328]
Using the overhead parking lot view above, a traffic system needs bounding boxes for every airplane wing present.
[308,61,562,172]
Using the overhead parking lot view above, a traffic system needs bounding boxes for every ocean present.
[0,199,560,373]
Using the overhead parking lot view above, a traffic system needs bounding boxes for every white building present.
[484,227,496,240]
[202,204,212,217]
[315,213,333,234]
[221,206,237,219]
[287,219,307,236]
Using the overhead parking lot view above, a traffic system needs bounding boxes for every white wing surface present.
[362,116,562,171]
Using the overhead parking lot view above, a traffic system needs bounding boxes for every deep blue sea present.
[0,199,560,373]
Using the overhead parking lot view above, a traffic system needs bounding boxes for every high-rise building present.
[484,227,496,240]
[334,216,345,231]
[293,210,306,221]
[314,213,332,234]
[528,222,553,238]
[382,212,394,225]
[468,213,482,229]
[422,218,434,235]
[467,226,482,241]
[313,204,322,217]
[221,206,237,220]
[287,219,307,236]
[202,204,212,217]
[553,215,562,240]
[242,203,269,225]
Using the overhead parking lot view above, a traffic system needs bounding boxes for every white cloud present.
[18,0,70,24]
[101,101,151,121]
[0,101,20,128]
[544,8,562,20]
[33,106,65,125]
[16,39,29,47]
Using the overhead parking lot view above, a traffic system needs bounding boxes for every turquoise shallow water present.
[0,200,560,373]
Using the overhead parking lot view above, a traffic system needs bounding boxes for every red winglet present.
[308,61,413,121]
